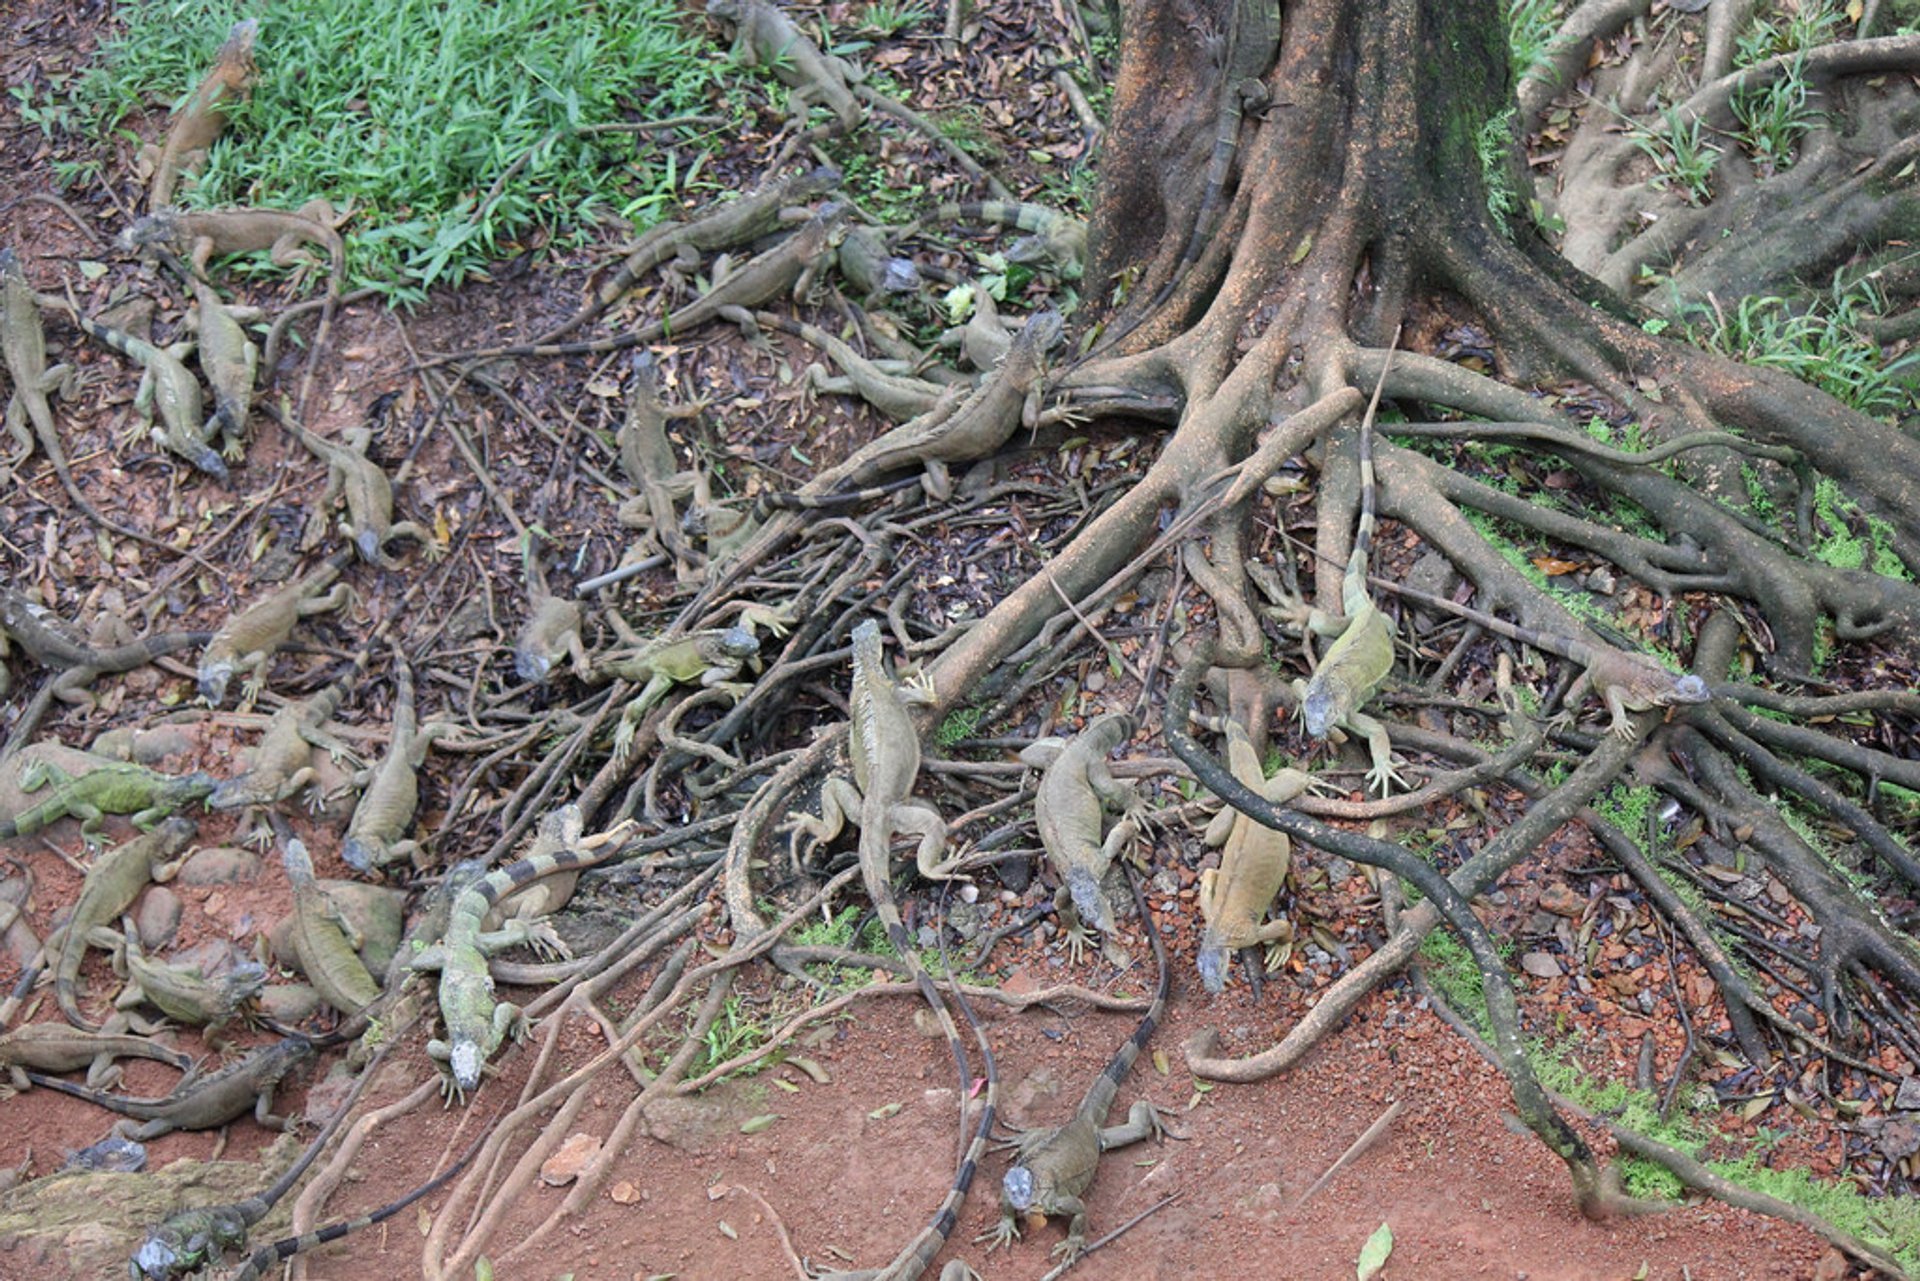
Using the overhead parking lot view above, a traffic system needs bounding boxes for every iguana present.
[536,163,840,345]
[735,308,951,423]
[413,805,628,1099]
[904,202,1086,279]
[341,653,452,872]
[1160,1,1282,302]
[708,0,864,131]
[208,658,362,818]
[51,815,196,1029]
[138,18,258,209]
[182,268,258,458]
[1196,720,1326,993]
[443,203,843,362]
[835,222,923,303]
[0,757,213,848]
[513,559,588,685]
[69,305,228,481]
[611,350,710,579]
[589,603,792,763]
[222,1128,486,1281]
[0,1023,195,1091]
[1,585,211,709]
[286,421,432,568]
[197,549,355,706]
[982,868,1168,1262]
[1356,576,1712,739]
[276,833,381,1017]
[127,1039,382,1281]
[1018,712,1145,963]
[24,1032,311,1140]
[1291,349,1404,795]
[1,249,216,560]
[113,929,267,1038]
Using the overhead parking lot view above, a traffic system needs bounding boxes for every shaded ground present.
[0,1,1895,1278]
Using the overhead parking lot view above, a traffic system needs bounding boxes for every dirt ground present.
[0,1,1894,1278]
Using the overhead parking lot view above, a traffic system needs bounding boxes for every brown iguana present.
[982,868,1168,1262]
[208,658,362,820]
[280,831,381,1016]
[442,203,843,362]
[537,163,840,345]
[51,815,196,1029]
[1289,349,1403,795]
[708,0,864,131]
[287,420,433,567]
[735,307,951,423]
[904,202,1086,279]
[1,249,217,561]
[197,549,355,706]
[341,653,452,872]
[0,1023,195,1091]
[0,756,213,848]
[835,222,923,303]
[414,805,627,1099]
[1018,712,1146,963]
[1,585,212,710]
[513,555,589,685]
[24,1032,311,1140]
[1196,719,1327,993]
[138,18,258,209]
[69,304,229,481]
[611,350,711,580]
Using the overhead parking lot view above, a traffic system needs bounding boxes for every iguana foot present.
[1050,1237,1087,1262]
[522,919,572,962]
[974,1218,1020,1252]
[1366,758,1406,797]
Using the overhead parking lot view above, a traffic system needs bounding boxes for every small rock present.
[176,847,261,886]
[1537,881,1583,918]
[1893,1074,1920,1112]
[1323,857,1353,884]
[134,888,181,951]
[539,1133,603,1186]
[1519,951,1562,978]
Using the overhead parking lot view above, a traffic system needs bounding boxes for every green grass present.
[70,0,720,300]
[1626,104,1720,205]
[1731,53,1817,175]
[1507,0,1563,81]
[693,994,776,1081]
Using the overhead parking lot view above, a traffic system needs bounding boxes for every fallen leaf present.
[1356,1221,1394,1280]
[740,1113,780,1134]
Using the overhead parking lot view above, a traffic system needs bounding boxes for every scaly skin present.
[2,250,211,557]
[985,870,1168,1262]
[139,19,257,208]
[0,586,210,709]
[115,930,266,1034]
[0,759,213,847]
[444,204,843,361]
[0,1023,194,1091]
[53,816,196,1029]
[71,308,228,481]
[1294,353,1402,795]
[414,805,626,1098]
[1196,720,1326,992]
[287,422,431,568]
[198,550,354,705]
[708,0,863,130]
[743,309,950,423]
[611,350,709,578]
[908,202,1086,278]
[24,1034,311,1140]
[1019,713,1142,956]
[341,654,449,872]
[539,164,840,344]
[185,270,258,457]
[209,662,360,813]
[280,835,380,1016]
[1362,577,1712,739]
[589,604,791,762]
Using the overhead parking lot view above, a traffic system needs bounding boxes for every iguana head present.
[1196,943,1229,995]
[1662,674,1711,706]
[197,655,235,705]
[1300,679,1344,738]
[131,1204,249,1280]
[1001,1163,1039,1213]
[450,1038,485,1094]
[1066,866,1115,935]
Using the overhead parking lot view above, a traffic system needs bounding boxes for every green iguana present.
[589,603,791,763]
[413,805,627,1099]
[127,1038,381,1281]
[708,0,864,131]
[1291,350,1403,795]
[341,653,452,872]
[287,421,432,568]
[137,18,258,209]
[25,1032,311,1140]
[736,308,950,423]
[113,929,267,1037]
[197,549,355,705]
[70,305,228,481]
[183,268,259,458]
[906,202,1086,279]
[537,164,840,344]
[444,204,843,362]
[0,1023,195,1091]
[0,757,213,848]
[52,815,196,1029]
[982,869,1168,1262]
[1358,576,1712,739]
[835,222,923,302]
[1196,720,1326,993]
[1018,712,1145,963]
[1,249,215,560]
[280,833,381,1016]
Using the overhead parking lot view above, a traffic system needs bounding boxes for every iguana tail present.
[1088,866,1169,1118]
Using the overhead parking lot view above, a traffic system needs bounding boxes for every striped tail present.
[1080,866,1170,1125]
